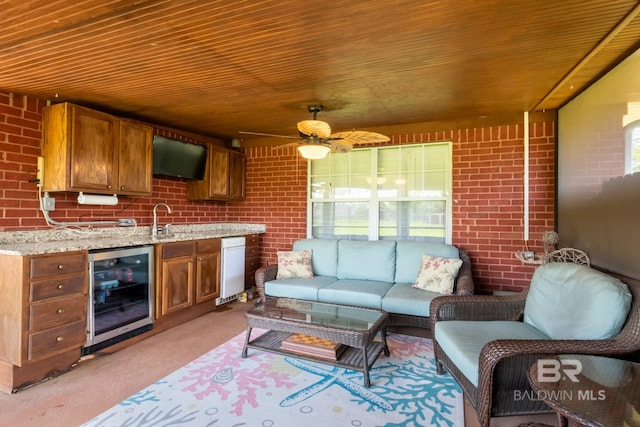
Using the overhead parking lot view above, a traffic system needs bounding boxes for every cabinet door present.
[69,106,117,191]
[159,256,194,316]
[117,120,153,195]
[207,146,230,199]
[187,145,229,201]
[228,150,246,200]
[195,252,220,303]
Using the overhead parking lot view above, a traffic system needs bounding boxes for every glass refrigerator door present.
[88,246,153,344]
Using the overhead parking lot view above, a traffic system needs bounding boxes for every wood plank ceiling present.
[1,0,640,145]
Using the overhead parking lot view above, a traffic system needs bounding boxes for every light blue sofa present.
[255,238,474,329]
[431,262,639,426]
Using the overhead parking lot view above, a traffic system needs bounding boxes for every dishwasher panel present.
[217,237,246,305]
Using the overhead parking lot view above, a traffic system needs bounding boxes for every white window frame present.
[306,142,453,243]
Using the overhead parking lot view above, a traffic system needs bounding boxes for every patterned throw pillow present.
[412,254,462,294]
[276,249,313,279]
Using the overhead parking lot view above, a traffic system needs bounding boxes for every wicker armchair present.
[430,268,640,427]
[543,247,590,266]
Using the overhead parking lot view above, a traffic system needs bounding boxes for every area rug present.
[82,331,463,427]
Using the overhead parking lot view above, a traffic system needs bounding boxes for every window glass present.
[308,142,451,242]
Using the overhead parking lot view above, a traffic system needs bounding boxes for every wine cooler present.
[84,245,154,354]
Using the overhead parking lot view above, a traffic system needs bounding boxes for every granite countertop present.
[0,223,266,256]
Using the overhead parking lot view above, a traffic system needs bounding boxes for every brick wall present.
[239,121,556,294]
[0,92,555,294]
[0,92,228,230]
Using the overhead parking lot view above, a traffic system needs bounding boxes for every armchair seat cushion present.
[265,276,337,301]
[434,320,550,386]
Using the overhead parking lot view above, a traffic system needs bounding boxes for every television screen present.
[152,136,208,180]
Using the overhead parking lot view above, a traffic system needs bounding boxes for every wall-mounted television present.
[152,136,208,180]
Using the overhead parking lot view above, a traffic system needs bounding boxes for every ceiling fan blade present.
[272,142,300,150]
[329,131,390,144]
[330,141,353,153]
[297,120,332,139]
[239,131,299,139]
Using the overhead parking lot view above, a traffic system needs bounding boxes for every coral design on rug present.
[82,333,462,427]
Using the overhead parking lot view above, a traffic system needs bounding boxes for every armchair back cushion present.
[337,240,396,282]
[292,238,339,277]
[394,241,460,283]
[524,263,632,340]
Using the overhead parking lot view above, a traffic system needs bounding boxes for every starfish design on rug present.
[279,357,396,411]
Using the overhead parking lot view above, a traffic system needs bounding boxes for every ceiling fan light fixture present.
[297,144,330,159]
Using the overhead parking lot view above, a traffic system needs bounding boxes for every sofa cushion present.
[292,239,339,277]
[524,263,632,340]
[394,241,460,283]
[317,279,394,309]
[265,276,338,301]
[276,250,313,279]
[337,240,396,282]
[413,254,462,294]
[434,320,550,386]
[381,283,439,316]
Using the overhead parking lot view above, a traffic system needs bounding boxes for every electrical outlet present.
[41,196,55,211]
[118,218,137,227]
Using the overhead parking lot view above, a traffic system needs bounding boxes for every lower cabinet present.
[0,251,88,393]
[155,239,221,318]
[245,234,261,289]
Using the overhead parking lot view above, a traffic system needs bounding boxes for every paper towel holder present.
[77,192,119,205]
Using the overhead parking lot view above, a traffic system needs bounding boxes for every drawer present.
[196,238,221,254]
[161,241,195,259]
[245,257,260,274]
[30,252,87,279]
[245,245,260,258]
[245,273,257,288]
[245,234,260,247]
[30,295,85,331]
[28,320,85,361]
[30,274,85,302]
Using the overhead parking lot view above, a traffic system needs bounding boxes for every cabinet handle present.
[107,185,112,189]
[57,308,65,314]
[56,336,64,342]
[57,283,64,289]
[57,264,65,270]
[120,186,125,190]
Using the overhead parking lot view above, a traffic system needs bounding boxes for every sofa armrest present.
[454,249,474,296]
[255,264,277,303]
[430,291,528,328]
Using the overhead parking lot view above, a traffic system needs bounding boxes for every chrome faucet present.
[152,202,172,238]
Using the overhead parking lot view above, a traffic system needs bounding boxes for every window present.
[308,142,452,242]
[625,120,640,174]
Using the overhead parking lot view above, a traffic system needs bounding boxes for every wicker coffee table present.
[241,298,390,387]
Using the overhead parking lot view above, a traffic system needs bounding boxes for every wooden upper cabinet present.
[187,145,245,201]
[117,119,153,195]
[228,150,246,200]
[42,103,152,196]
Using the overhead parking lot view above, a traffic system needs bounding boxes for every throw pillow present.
[276,249,313,279]
[412,254,462,294]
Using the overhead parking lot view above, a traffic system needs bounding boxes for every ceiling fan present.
[239,104,390,159]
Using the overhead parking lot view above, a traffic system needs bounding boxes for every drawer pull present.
[56,336,64,342]
[57,308,65,314]
[57,264,65,270]
[57,283,64,290]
